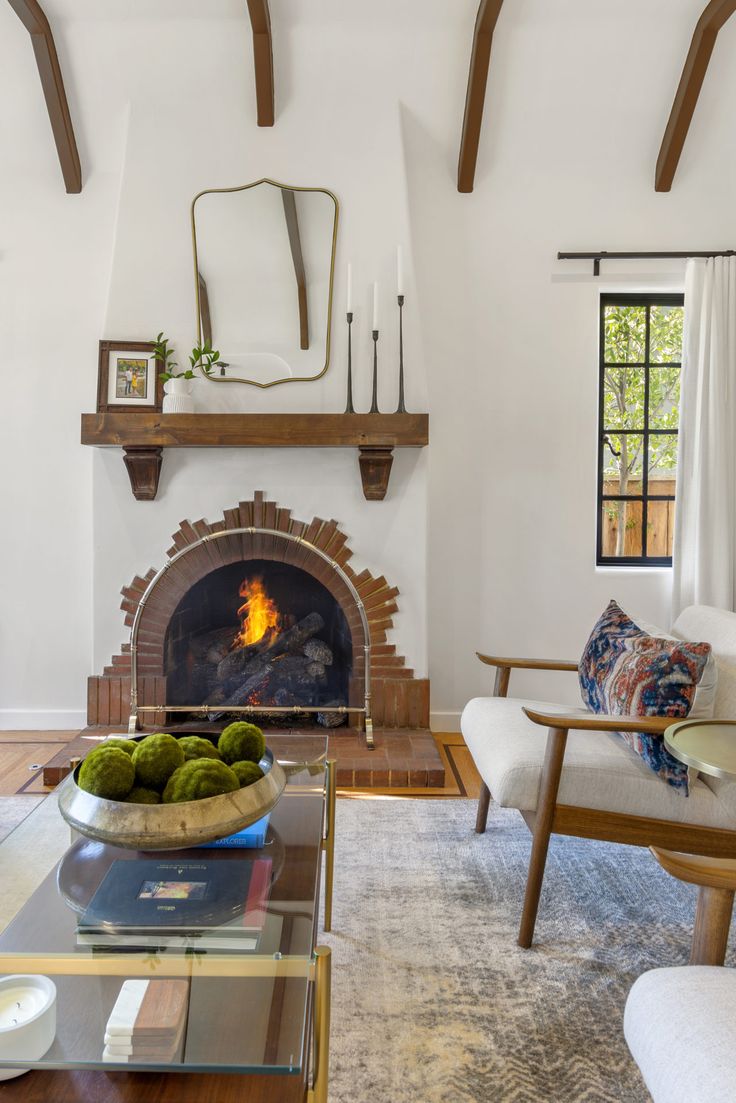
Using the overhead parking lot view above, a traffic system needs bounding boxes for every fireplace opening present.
[164,559,352,725]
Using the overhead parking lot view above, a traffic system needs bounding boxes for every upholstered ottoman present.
[624,966,736,1103]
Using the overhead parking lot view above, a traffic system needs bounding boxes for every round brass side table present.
[650,719,736,966]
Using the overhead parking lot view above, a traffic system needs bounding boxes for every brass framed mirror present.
[191,179,339,388]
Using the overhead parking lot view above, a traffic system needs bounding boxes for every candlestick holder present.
[370,329,380,414]
[344,312,355,414]
[395,294,407,414]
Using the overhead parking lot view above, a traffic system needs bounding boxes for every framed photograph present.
[97,341,164,413]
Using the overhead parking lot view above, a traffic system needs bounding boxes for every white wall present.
[2,0,735,729]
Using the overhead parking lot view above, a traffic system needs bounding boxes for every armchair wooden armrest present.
[476,653,578,699]
[476,654,578,671]
[522,707,673,735]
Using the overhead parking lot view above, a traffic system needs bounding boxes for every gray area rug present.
[322,797,734,1103]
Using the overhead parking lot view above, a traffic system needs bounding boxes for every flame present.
[234,576,281,648]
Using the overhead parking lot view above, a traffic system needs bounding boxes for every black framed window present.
[597,293,684,566]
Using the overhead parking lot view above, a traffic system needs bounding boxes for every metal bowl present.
[57,745,286,851]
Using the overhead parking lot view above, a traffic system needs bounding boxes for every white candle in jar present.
[0,976,56,1082]
[0,986,49,1028]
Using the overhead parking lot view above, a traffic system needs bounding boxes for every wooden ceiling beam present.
[656,0,736,192]
[245,0,274,126]
[7,0,81,193]
[457,0,505,193]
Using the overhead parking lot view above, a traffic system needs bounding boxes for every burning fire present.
[234,576,281,649]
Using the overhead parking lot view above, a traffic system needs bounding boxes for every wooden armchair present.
[463,610,736,948]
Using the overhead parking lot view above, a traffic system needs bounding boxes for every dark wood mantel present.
[80,412,429,501]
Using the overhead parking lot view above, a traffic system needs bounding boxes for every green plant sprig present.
[152,333,224,382]
[191,344,224,377]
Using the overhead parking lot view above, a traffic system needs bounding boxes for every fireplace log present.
[317,700,349,728]
[189,625,239,662]
[216,636,272,684]
[209,653,329,718]
[266,611,325,658]
[303,639,333,665]
[208,665,272,715]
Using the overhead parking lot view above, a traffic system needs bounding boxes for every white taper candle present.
[373,282,379,330]
[346,263,352,313]
[397,246,404,295]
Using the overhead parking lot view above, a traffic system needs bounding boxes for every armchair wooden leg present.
[518,727,568,949]
[476,782,491,833]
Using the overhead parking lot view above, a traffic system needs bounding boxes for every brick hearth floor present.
[41,726,448,789]
[0,730,480,838]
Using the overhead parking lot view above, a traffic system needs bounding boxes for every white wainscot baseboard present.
[0,710,86,731]
[430,711,462,733]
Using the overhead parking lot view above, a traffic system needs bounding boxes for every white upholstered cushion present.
[624,967,736,1103]
[461,696,736,828]
[672,605,736,718]
[672,606,736,821]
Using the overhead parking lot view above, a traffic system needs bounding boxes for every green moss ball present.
[123,786,161,805]
[218,722,266,765]
[162,759,240,804]
[131,733,185,790]
[78,746,135,801]
[99,736,136,754]
[231,760,264,788]
[177,736,222,762]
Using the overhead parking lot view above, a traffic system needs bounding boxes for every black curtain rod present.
[558,250,736,276]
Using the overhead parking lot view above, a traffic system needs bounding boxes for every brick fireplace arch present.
[89,491,429,732]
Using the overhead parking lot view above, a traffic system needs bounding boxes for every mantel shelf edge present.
[81,412,429,501]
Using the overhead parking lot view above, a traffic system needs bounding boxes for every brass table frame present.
[0,760,338,1100]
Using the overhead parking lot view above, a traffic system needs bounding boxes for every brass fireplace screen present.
[127,527,374,747]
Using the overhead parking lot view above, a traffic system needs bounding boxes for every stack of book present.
[103,978,189,1064]
[77,856,273,951]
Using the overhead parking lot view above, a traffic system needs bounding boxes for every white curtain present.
[672,255,736,617]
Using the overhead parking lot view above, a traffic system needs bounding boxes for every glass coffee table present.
[0,735,335,1103]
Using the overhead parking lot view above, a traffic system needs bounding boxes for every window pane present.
[649,366,680,427]
[648,433,678,489]
[650,305,684,363]
[604,304,646,363]
[646,499,675,559]
[602,434,644,496]
[600,501,643,558]
[603,367,645,429]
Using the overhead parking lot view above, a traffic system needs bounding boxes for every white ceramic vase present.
[162,377,195,414]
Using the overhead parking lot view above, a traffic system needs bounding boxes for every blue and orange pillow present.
[579,600,713,794]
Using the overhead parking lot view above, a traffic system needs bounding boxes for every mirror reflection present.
[191,180,338,387]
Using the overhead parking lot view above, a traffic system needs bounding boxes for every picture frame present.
[96,341,164,413]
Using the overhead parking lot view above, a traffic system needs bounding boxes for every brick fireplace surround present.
[52,491,444,788]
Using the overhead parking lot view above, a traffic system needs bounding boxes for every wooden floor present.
[0,731,481,839]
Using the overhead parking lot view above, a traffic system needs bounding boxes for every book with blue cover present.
[198,813,271,849]
[76,856,273,951]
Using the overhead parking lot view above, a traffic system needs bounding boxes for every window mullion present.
[642,307,651,558]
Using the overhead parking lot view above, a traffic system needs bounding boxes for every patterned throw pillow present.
[578,600,712,794]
